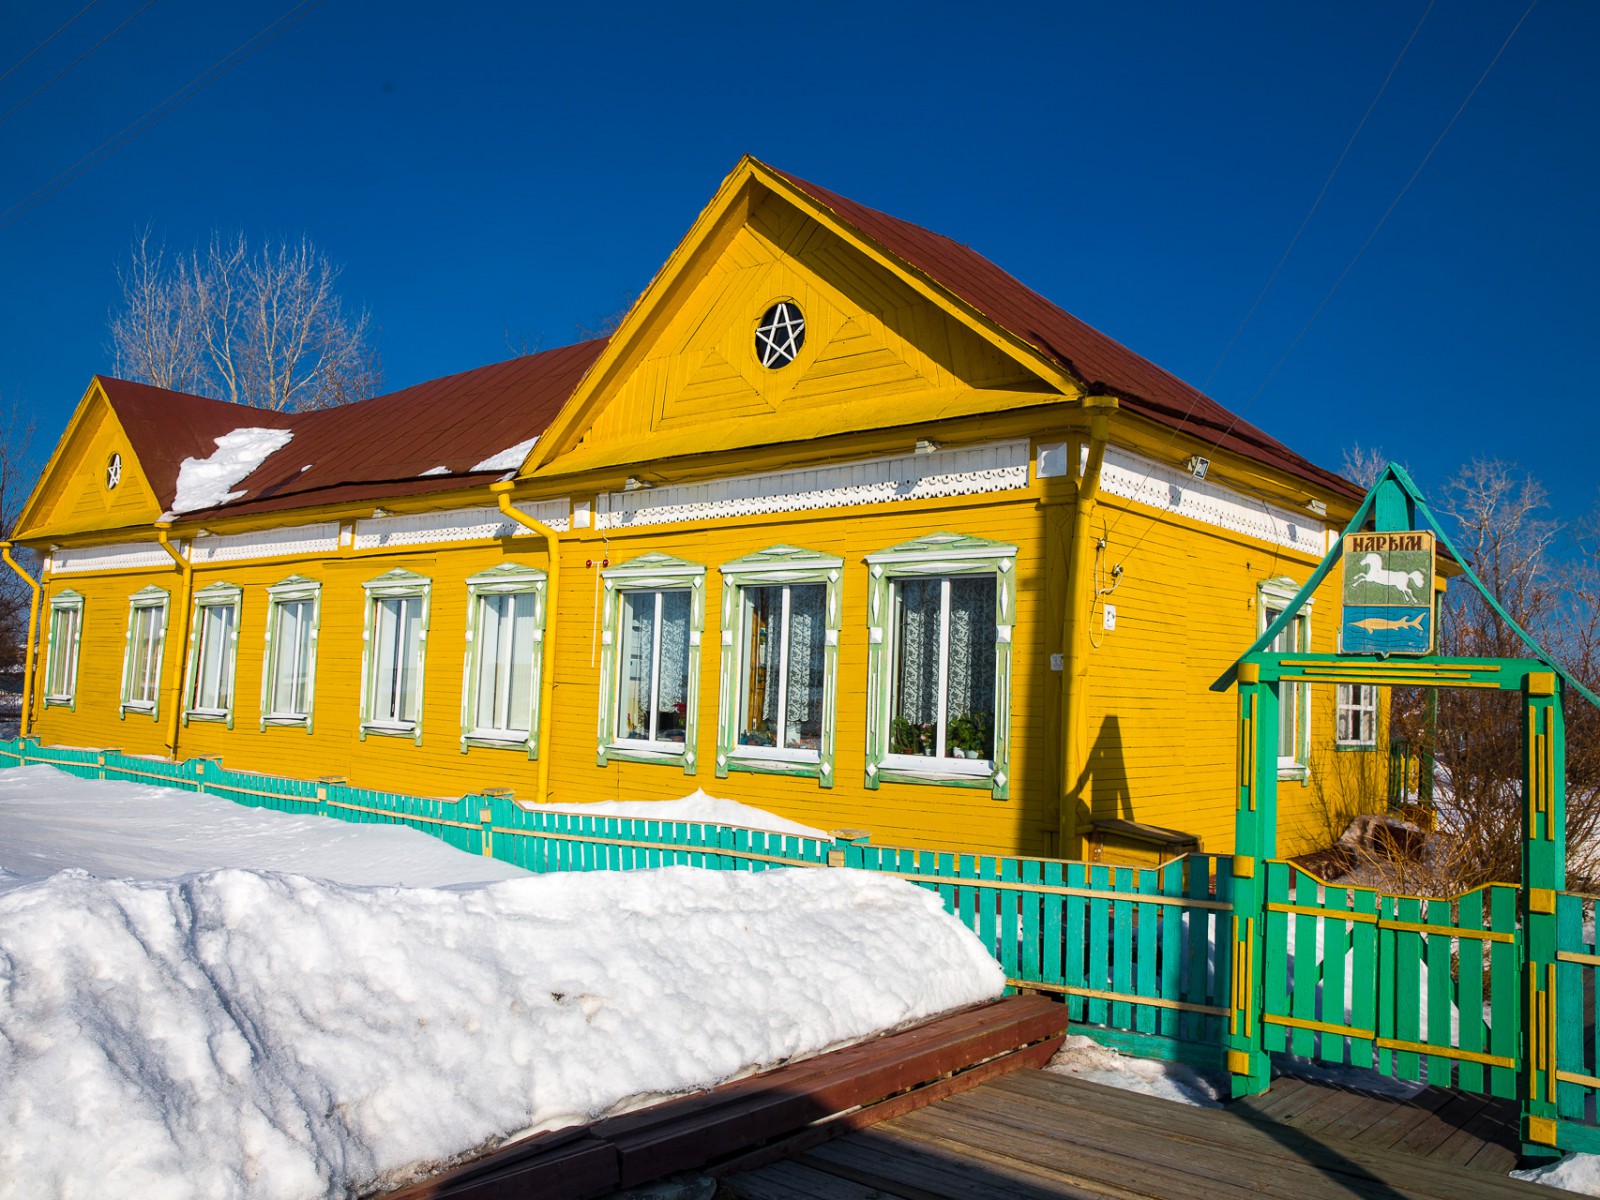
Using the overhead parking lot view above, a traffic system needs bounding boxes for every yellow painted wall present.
[22,391,162,541]
[28,456,1379,860]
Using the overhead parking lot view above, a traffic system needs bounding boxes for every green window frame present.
[359,568,432,744]
[1260,576,1313,780]
[42,590,84,709]
[119,585,170,721]
[715,545,841,787]
[460,562,547,757]
[183,581,243,728]
[260,575,321,732]
[864,533,1016,799]
[597,552,706,774]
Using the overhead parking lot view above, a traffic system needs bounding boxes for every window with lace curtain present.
[864,533,1016,798]
[597,553,706,773]
[184,582,242,727]
[715,546,842,785]
[359,569,431,744]
[460,563,547,757]
[119,586,169,720]
[43,590,83,708]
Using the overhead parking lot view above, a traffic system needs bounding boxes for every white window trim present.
[183,582,243,728]
[864,533,1017,799]
[1336,682,1380,750]
[259,576,322,732]
[597,553,706,774]
[459,562,547,757]
[358,569,432,744]
[716,546,842,787]
[119,585,170,721]
[1259,576,1313,781]
[42,590,84,709]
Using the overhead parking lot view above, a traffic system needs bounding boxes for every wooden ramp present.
[380,995,1067,1200]
[720,1070,1552,1199]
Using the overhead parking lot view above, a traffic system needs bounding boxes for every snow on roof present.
[0,766,1003,1197]
[471,435,538,473]
[171,427,295,514]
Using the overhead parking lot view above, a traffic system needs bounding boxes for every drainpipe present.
[154,522,193,759]
[491,482,560,806]
[1059,397,1117,858]
[1,542,41,739]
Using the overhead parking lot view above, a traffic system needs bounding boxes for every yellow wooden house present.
[7,157,1377,860]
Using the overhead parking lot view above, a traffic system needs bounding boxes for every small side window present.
[43,590,85,708]
[1336,683,1379,749]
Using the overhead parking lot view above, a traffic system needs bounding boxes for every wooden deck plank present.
[1229,1074,1309,1119]
[1395,1093,1499,1158]
[728,1160,889,1199]
[1343,1087,1456,1150]
[801,1132,1106,1200]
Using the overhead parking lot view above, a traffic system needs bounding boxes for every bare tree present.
[109,231,380,411]
[0,400,37,675]
[1340,443,1389,490]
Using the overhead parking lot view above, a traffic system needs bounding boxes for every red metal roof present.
[764,164,1359,500]
[98,339,607,519]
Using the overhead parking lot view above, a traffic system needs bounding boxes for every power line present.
[0,0,325,232]
[1202,0,1435,389]
[1110,1,1540,583]
[0,0,101,86]
[0,0,159,129]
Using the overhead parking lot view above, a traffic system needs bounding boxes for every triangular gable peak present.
[1214,463,1600,708]
[519,158,1069,480]
[15,379,166,540]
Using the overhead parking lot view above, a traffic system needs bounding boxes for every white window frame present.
[865,533,1016,799]
[259,576,322,732]
[716,546,842,786]
[42,590,84,709]
[596,553,706,774]
[460,563,547,757]
[119,585,170,721]
[1336,683,1379,749]
[183,582,243,727]
[1259,576,1313,781]
[358,568,432,744]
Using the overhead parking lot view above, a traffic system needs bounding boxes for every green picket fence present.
[1259,861,1520,1098]
[0,737,1234,1066]
[1555,892,1600,1152]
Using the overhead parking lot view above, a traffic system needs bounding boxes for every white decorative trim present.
[52,542,180,574]
[353,501,569,550]
[1099,446,1326,554]
[596,440,1030,531]
[189,522,341,565]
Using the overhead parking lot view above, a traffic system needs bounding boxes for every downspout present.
[154,522,193,759]
[1059,397,1116,858]
[491,482,559,806]
[1,542,42,739]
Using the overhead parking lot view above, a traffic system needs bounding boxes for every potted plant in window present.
[890,716,918,755]
[947,712,993,760]
[918,722,937,756]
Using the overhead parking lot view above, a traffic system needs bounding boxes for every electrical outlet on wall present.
[1103,604,1117,631]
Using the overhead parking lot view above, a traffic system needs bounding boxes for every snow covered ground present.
[0,766,1004,1199]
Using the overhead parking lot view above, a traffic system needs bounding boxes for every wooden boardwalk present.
[721,1070,1552,1199]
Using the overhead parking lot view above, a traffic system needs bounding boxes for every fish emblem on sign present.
[1340,531,1436,655]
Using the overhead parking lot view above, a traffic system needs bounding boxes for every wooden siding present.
[30,454,1373,859]
[26,389,162,539]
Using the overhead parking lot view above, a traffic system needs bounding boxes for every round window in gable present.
[106,452,122,491]
[754,301,805,368]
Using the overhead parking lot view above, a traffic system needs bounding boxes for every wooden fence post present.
[1228,664,1276,1096]
[1522,671,1566,1154]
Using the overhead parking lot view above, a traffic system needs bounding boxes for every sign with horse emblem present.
[1340,531,1435,655]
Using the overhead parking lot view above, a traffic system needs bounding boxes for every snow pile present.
[1046,1036,1225,1107]
[1514,1154,1600,1195]
[172,428,294,513]
[520,788,829,839]
[0,766,527,887]
[471,435,537,473]
[0,769,1003,1199]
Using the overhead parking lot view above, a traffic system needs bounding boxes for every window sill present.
[464,731,533,754]
[1277,759,1311,783]
[121,701,157,720]
[883,752,993,777]
[1334,742,1379,753]
[362,720,419,739]
[603,740,692,770]
[43,696,74,708]
[185,709,229,723]
[726,747,821,779]
[262,713,311,727]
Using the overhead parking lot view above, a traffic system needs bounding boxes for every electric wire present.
[0,0,101,86]
[0,0,325,232]
[1109,0,1538,583]
[0,0,158,129]
[1095,4,1436,553]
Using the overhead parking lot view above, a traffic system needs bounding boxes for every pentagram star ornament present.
[106,453,122,490]
[755,301,805,368]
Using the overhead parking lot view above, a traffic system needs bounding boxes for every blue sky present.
[1,1,1595,523]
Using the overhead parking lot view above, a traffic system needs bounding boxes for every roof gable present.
[14,379,168,540]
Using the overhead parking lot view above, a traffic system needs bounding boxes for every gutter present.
[491,482,560,806]
[154,522,193,758]
[1,543,41,738]
[1059,397,1117,858]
